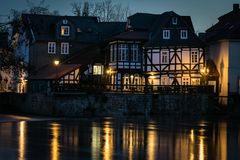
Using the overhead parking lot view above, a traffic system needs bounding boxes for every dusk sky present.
[0,0,238,32]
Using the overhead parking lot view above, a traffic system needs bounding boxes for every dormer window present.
[61,26,70,36]
[163,30,170,39]
[172,17,178,25]
[63,19,68,24]
[181,30,188,39]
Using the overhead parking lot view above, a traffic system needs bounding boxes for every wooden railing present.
[54,83,214,95]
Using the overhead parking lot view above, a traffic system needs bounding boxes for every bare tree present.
[71,2,82,16]
[82,1,89,17]
[71,0,131,21]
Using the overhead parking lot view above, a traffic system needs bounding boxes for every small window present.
[181,30,188,39]
[172,17,177,25]
[191,51,198,63]
[93,65,103,75]
[61,42,69,54]
[110,44,117,62]
[131,44,139,62]
[182,77,190,85]
[118,44,128,61]
[61,26,70,36]
[48,42,56,54]
[163,30,170,39]
[161,51,169,64]
[63,19,68,24]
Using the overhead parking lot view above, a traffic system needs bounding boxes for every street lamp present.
[54,60,60,66]
[53,60,60,91]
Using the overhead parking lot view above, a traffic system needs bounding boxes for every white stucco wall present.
[208,40,229,96]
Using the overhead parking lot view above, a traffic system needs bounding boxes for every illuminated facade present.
[106,12,206,91]
[206,4,240,98]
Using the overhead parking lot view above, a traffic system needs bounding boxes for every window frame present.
[161,51,169,64]
[163,30,170,39]
[48,42,56,54]
[181,30,188,39]
[131,44,139,62]
[118,44,128,61]
[172,17,178,25]
[191,51,198,64]
[61,42,69,55]
[93,64,103,75]
[61,26,70,36]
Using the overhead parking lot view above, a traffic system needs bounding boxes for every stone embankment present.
[0,92,213,116]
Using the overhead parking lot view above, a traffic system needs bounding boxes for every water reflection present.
[0,117,239,159]
[91,122,101,160]
[102,121,114,160]
[147,121,157,160]
[18,121,26,160]
[50,122,61,160]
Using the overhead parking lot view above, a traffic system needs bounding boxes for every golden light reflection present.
[190,129,195,142]
[199,135,204,160]
[91,122,101,160]
[198,128,207,160]
[18,121,26,160]
[51,123,61,160]
[147,122,157,160]
[103,121,114,160]
[189,129,195,160]
[216,122,227,160]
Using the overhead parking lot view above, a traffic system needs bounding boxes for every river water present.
[0,115,239,160]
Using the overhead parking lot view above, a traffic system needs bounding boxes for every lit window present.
[110,44,117,62]
[172,17,177,25]
[61,26,70,36]
[131,44,139,62]
[163,30,170,39]
[61,42,69,54]
[161,51,169,64]
[181,30,188,39]
[191,51,198,63]
[118,44,128,61]
[93,65,103,75]
[48,42,56,54]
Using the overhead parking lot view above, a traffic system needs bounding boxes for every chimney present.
[233,4,239,12]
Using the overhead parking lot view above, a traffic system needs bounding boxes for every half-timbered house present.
[144,11,206,88]
[106,12,206,91]
[107,31,148,91]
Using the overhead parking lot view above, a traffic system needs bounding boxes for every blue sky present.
[0,0,238,32]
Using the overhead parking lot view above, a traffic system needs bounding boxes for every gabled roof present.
[127,13,159,31]
[98,22,126,39]
[206,4,240,41]
[66,44,105,65]
[110,31,149,41]
[21,14,125,43]
[121,11,202,48]
[29,64,81,80]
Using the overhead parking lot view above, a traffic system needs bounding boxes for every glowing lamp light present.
[106,69,111,74]
[54,60,60,66]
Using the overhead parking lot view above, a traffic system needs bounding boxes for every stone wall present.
[0,92,213,116]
